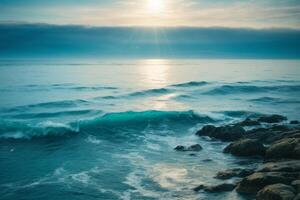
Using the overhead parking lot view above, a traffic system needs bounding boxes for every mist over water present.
[0,59,299,200]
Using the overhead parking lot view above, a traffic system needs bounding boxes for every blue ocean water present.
[0,59,299,200]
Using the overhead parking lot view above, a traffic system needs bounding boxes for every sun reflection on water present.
[138,59,170,88]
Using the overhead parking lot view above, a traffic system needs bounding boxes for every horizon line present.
[1,21,300,31]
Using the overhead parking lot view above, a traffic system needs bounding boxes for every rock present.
[257,160,300,173]
[290,120,300,125]
[256,184,296,200]
[187,144,203,151]
[271,125,290,132]
[238,118,261,126]
[223,139,266,157]
[174,145,185,151]
[245,128,300,144]
[194,183,236,192]
[265,138,300,160]
[202,159,213,162]
[258,114,287,123]
[294,193,300,200]
[291,180,300,193]
[236,172,297,194]
[215,168,254,180]
[174,144,203,152]
[196,125,245,141]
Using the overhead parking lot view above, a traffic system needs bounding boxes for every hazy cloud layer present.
[0,0,300,28]
[1,24,299,58]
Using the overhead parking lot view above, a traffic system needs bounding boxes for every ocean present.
[0,59,299,200]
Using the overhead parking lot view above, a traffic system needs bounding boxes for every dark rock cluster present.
[183,114,300,199]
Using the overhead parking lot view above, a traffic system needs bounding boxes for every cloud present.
[0,0,300,28]
[0,23,299,58]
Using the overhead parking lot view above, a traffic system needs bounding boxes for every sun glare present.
[147,0,165,13]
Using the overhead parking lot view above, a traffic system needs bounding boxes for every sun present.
[147,0,165,13]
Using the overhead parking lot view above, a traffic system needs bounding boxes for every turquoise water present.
[0,59,299,200]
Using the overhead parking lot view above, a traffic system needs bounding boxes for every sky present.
[0,0,300,28]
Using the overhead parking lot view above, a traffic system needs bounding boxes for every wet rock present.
[187,144,203,151]
[245,128,300,144]
[290,120,300,125]
[291,180,300,193]
[256,184,296,200]
[271,125,290,132]
[295,194,300,200]
[258,114,287,123]
[236,172,296,194]
[265,138,300,160]
[257,160,300,173]
[223,139,266,157]
[238,118,261,126]
[174,145,185,151]
[215,168,254,180]
[174,144,202,152]
[196,125,245,141]
[194,183,236,192]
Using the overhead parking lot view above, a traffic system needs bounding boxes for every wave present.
[0,120,79,139]
[0,110,214,140]
[3,100,91,113]
[128,88,173,97]
[4,109,102,119]
[249,97,300,104]
[218,110,262,118]
[202,84,300,95]
[248,97,281,103]
[1,84,118,92]
[171,81,209,87]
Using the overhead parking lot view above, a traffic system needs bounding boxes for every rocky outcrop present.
[236,160,300,195]
[174,144,203,152]
[257,160,300,173]
[190,115,300,198]
[223,139,266,156]
[291,180,300,193]
[256,184,296,200]
[265,138,300,160]
[215,168,254,180]
[237,118,260,126]
[236,172,296,194]
[291,121,300,125]
[196,124,245,141]
[258,114,287,123]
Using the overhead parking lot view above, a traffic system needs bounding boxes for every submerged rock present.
[238,118,261,126]
[236,172,297,194]
[256,184,296,200]
[223,139,266,157]
[174,144,202,152]
[196,124,245,141]
[187,144,203,151]
[265,138,300,160]
[258,114,287,123]
[215,168,254,180]
[290,120,300,125]
[194,183,236,192]
[174,145,185,151]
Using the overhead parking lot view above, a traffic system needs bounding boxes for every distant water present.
[0,59,299,200]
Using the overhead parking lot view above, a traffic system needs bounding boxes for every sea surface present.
[0,59,299,200]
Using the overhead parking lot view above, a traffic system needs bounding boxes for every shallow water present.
[0,59,299,200]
